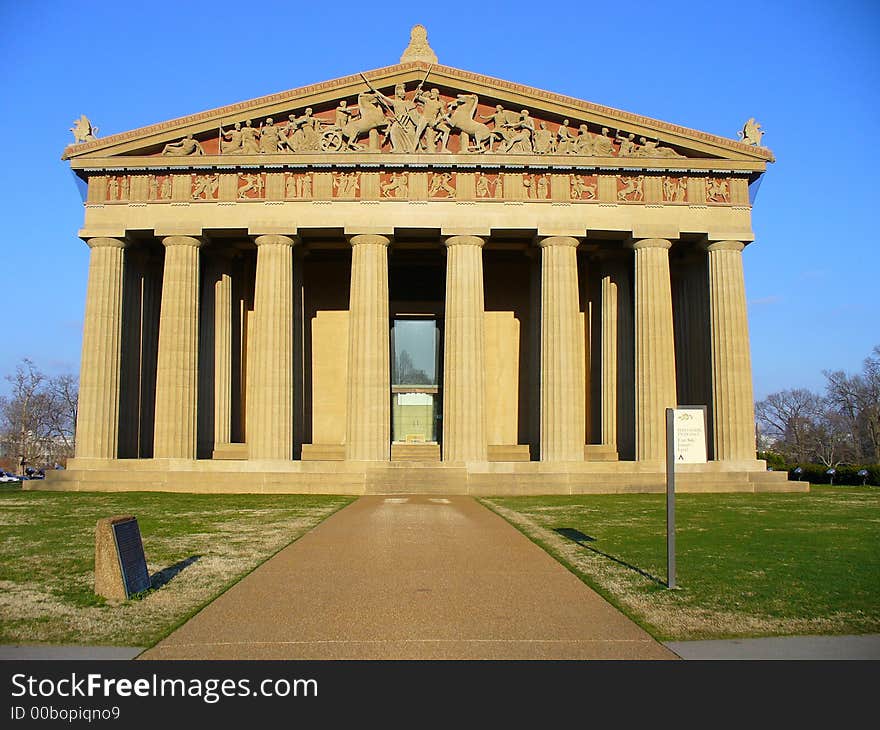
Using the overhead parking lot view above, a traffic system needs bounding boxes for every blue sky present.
[0,0,877,400]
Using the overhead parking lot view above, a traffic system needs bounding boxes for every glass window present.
[392,319,438,386]
[391,318,441,443]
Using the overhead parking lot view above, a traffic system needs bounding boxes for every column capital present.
[348,233,391,247]
[162,235,203,249]
[254,234,297,248]
[538,235,579,249]
[706,240,745,253]
[444,234,485,248]
[87,236,127,250]
[629,237,672,251]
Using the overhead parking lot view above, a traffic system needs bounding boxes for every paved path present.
[140,495,675,660]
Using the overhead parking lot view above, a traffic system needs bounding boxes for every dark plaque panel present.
[112,519,151,598]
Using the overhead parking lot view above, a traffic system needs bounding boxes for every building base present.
[34,458,807,495]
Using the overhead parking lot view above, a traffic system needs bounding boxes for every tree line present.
[756,345,880,470]
[0,359,78,471]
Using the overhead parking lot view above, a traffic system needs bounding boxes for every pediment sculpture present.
[156,82,686,159]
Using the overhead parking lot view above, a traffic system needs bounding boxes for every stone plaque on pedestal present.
[94,515,150,601]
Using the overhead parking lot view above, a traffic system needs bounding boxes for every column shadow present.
[553,528,665,586]
[150,555,201,590]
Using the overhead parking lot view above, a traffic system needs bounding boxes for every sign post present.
[665,406,708,589]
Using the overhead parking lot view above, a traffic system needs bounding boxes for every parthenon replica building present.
[52,27,797,494]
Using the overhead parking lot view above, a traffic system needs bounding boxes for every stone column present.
[248,235,295,460]
[540,236,585,461]
[153,235,202,459]
[214,263,233,450]
[600,258,619,449]
[345,234,391,461]
[443,235,487,462]
[75,237,127,459]
[632,238,677,462]
[708,240,756,461]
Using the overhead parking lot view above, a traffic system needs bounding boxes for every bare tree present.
[824,345,880,463]
[0,360,78,469]
[811,404,858,468]
[45,373,78,459]
[755,388,822,463]
[0,359,49,470]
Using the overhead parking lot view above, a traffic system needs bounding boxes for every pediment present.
[63,62,773,170]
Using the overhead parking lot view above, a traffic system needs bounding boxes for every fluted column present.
[153,235,203,459]
[75,237,127,459]
[345,234,390,461]
[443,235,487,462]
[600,258,619,449]
[248,235,295,460]
[632,238,677,462]
[214,263,233,449]
[708,240,756,461]
[540,236,585,461]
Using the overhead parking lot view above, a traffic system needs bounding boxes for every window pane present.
[392,319,437,385]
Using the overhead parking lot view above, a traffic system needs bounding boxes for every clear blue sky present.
[1,0,877,400]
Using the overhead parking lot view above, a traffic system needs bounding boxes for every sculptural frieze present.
[333,172,361,198]
[429,172,455,198]
[570,174,597,201]
[149,85,694,160]
[523,173,549,200]
[286,172,313,199]
[284,108,326,152]
[192,174,219,200]
[105,175,131,202]
[706,178,730,203]
[258,118,284,153]
[161,134,204,157]
[616,132,638,157]
[413,87,452,153]
[634,136,683,158]
[241,120,260,154]
[219,122,244,154]
[617,175,644,202]
[381,171,408,198]
[238,173,265,199]
[662,176,687,202]
[450,94,500,153]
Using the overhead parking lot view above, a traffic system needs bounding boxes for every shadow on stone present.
[150,556,201,590]
[553,528,665,586]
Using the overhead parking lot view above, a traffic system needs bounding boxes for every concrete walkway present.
[667,634,880,660]
[140,495,675,660]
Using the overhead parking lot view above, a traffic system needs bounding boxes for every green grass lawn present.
[0,489,354,647]
[483,486,880,641]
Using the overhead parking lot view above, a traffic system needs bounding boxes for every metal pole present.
[666,408,676,589]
